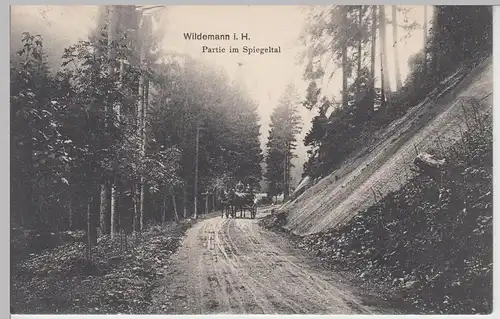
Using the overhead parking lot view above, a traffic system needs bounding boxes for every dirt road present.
[149,210,395,314]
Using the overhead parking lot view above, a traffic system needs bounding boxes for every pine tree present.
[265,84,302,200]
[392,5,403,90]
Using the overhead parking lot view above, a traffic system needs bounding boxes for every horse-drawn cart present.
[233,191,257,219]
[220,186,257,219]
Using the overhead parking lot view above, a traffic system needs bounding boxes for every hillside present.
[261,101,492,313]
[281,56,492,236]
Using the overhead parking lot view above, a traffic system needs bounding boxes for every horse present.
[219,189,235,218]
[229,188,256,218]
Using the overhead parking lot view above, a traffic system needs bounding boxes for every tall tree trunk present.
[193,122,200,219]
[68,195,73,230]
[392,5,402,90]
[181,66,189,219]
[136,12,146,232]
[341,47,348,109]
[379,5,390,93]
[172,192,179,222]
[379,5,389,114]
[341,8,349,109]
[212,191,216,213]
[162,196,167,224]
[86,197,93,260]
[139,183,145,230]
[182,183,187,219]
[99,5,116,238]
[133,185,139,232]
[135,72,143,232]
[423,5,428,76]
[205,193,209,215]
[104,4,116,123]
[283,153,286,199]
[380,46,387,116]
[99,182,110,236]
[110,180,118,239]
[283,142,289,200]
[431,6,440,79]
[139,78,149,231]
[111,55,126,239]
[357,5,363,97]
[370,5,377,114]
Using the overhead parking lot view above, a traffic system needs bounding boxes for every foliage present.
[149,56,263,199]
[300,6,492,180]
[11,32,72,229]
[265,84,302,198]
[11,5,264,233]
[11,221,193,314]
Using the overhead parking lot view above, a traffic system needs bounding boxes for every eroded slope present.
[283,57,493,236]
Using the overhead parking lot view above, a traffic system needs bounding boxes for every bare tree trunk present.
[357,5,363,97]
[205,193,209,215]
[283,142,289,200]
[112,56,124,237]
[379,5,390,93]
[193,122,200,219]
[379,5,389,114]
[139,78,149,231]
[110,180,118,239]
[181,64,190,220]
[68,195,73,230]
[341,47,348,109]
[182,184,187,219]
[86,197,93,261]
[136,13,146,232]
[380,48,387,116]
[370,5,377,114]
[162,196,167,224]
[139,183,145,231]
[135,71,143,232]
[340,8,349,109]
[212,191,216,213]
[172,192,179,222]
[143,78,149,131]
[431,6,439,75]
[107,5,118,239]
[99,183,110,236]
[392,5,402,90]
[423,5,428,75]
[133,185,139,232]
[286,154,289,200]
[284,153,287,200]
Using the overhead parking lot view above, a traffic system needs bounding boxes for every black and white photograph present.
[10,4,493,315]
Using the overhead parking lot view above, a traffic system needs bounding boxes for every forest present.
[299,6,492,181]
[11,5,263,244]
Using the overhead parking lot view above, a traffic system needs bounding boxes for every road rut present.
[150,211,396,314]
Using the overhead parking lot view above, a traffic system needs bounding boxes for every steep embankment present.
[282,57,493,236]
[262,116,492,313]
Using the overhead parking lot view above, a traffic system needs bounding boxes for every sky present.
[10,5,432,185]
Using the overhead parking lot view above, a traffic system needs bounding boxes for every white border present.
[4,2,498,319]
